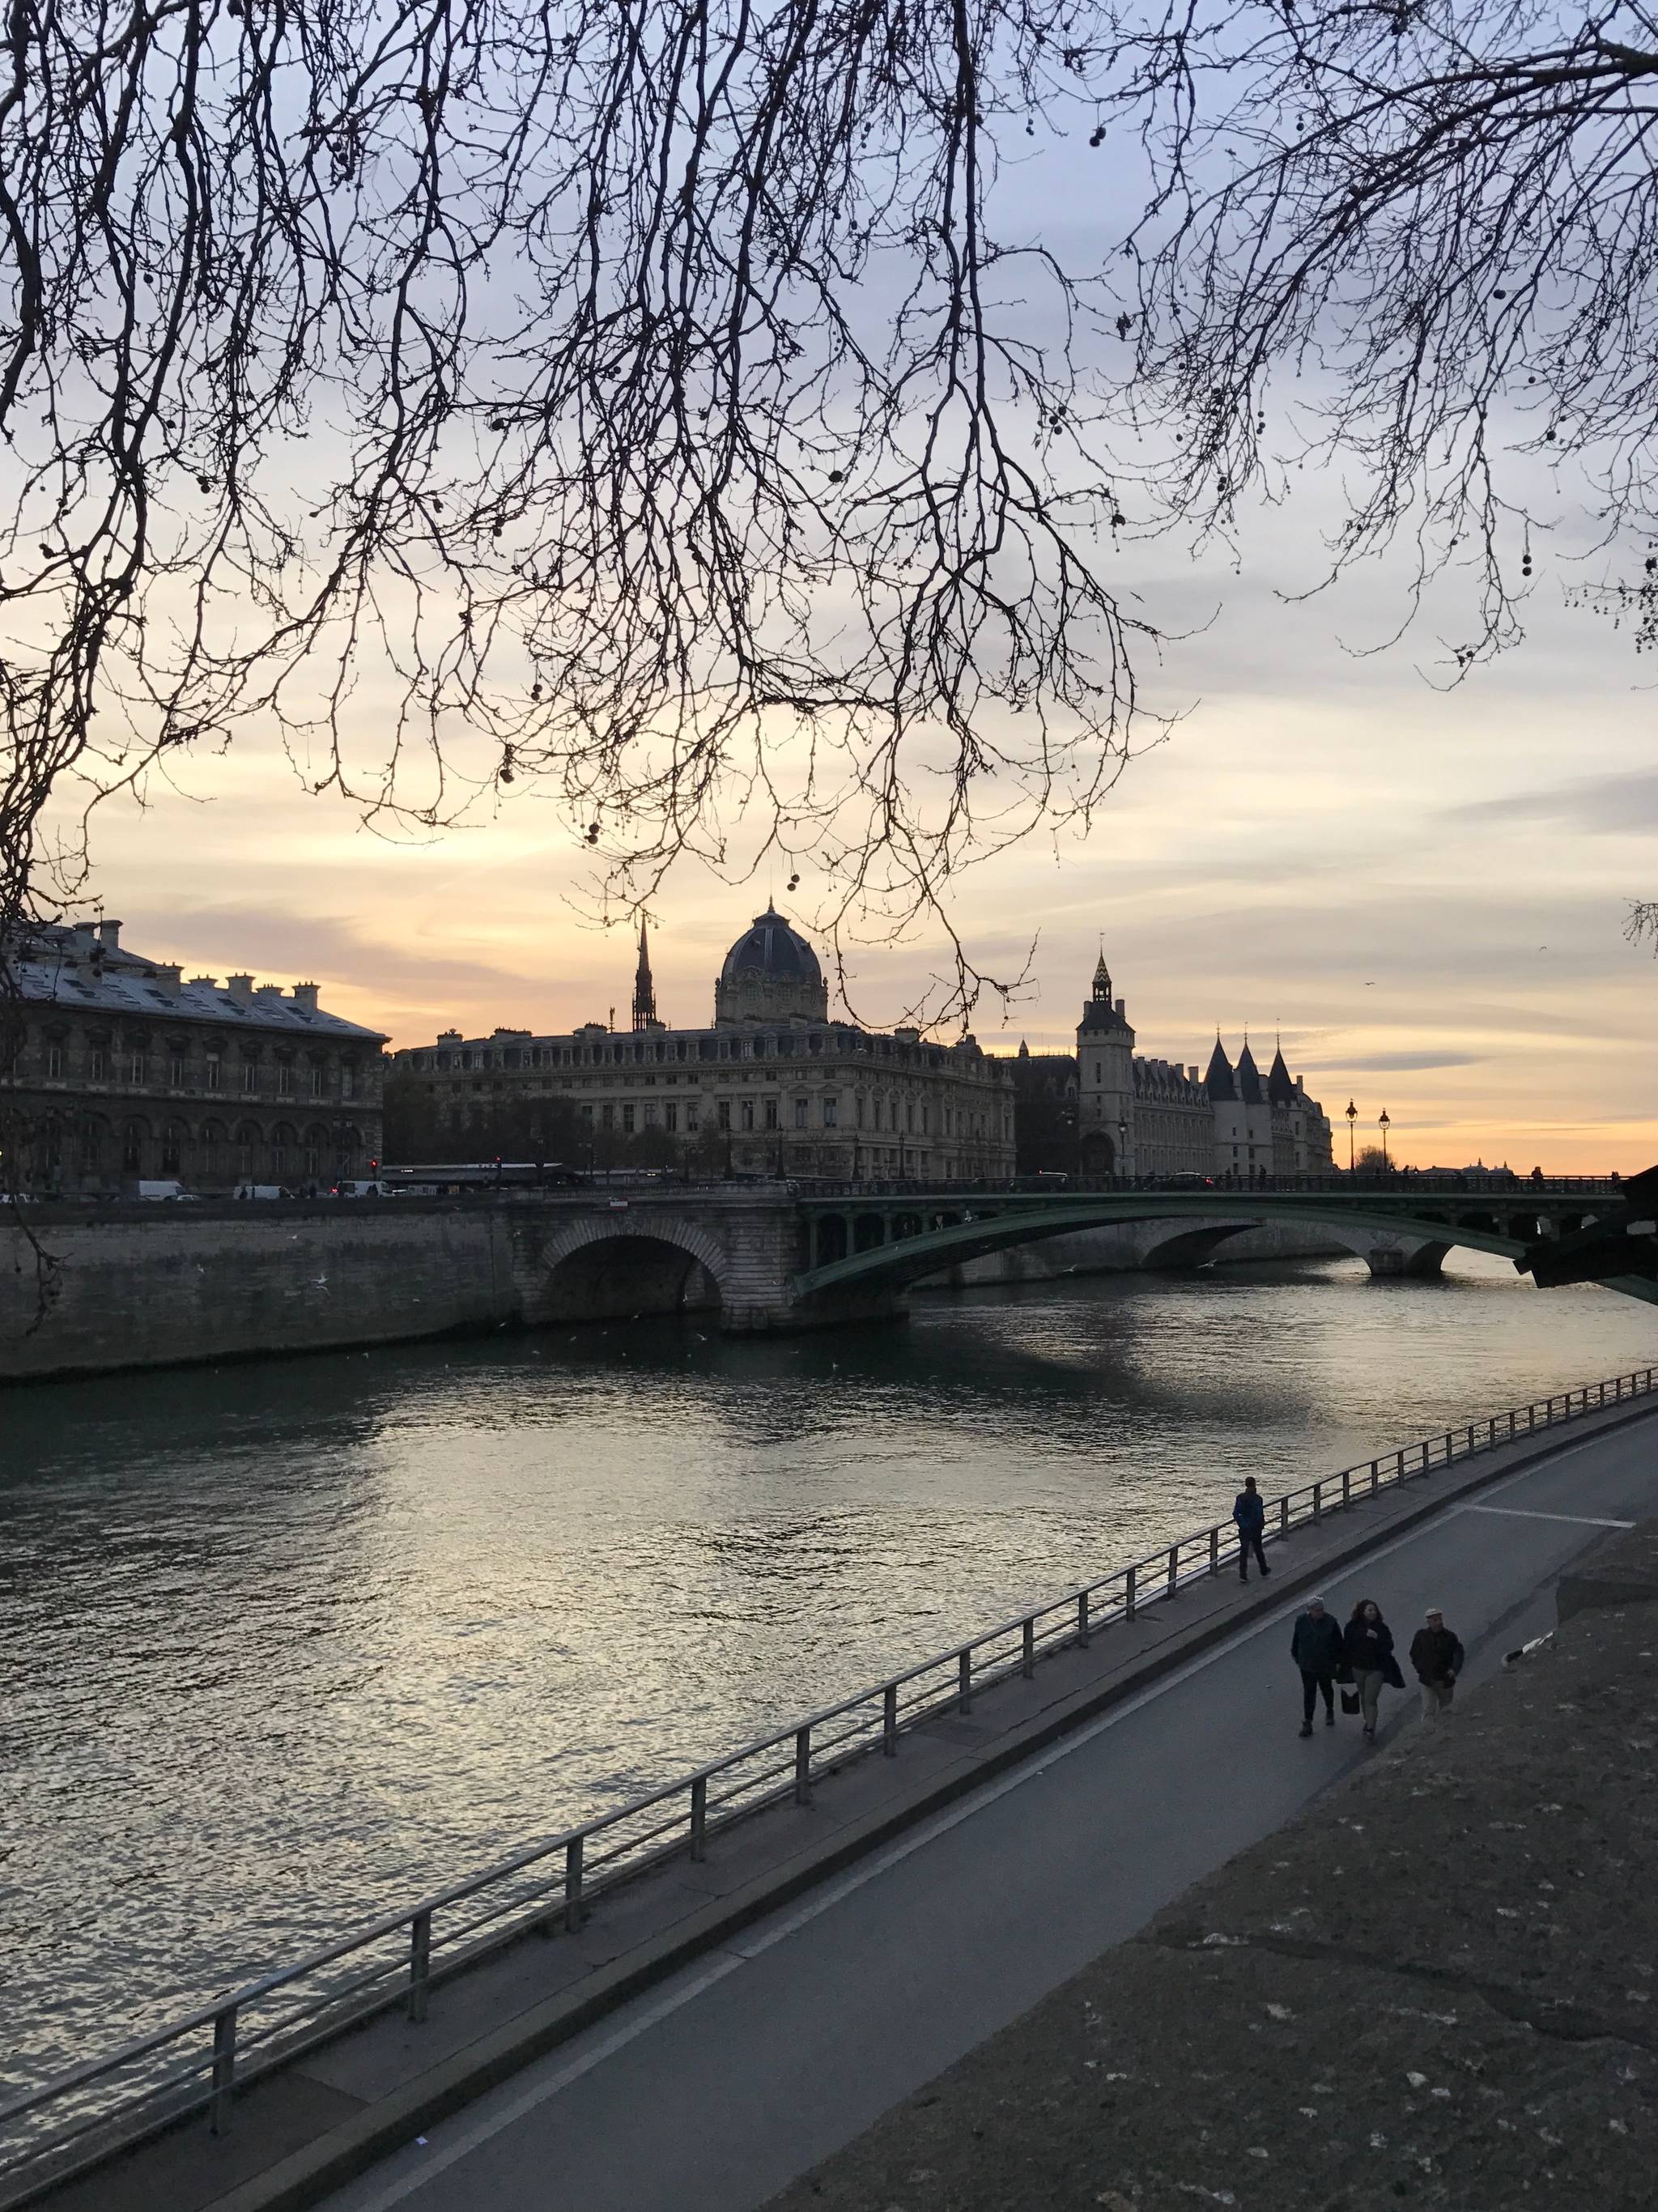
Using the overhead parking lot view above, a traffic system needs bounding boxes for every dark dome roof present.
[721,904,823,986]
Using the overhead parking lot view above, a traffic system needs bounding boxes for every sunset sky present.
[67,498,1656,1175]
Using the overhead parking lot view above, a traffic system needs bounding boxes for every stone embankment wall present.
[0,1203,516,1381]
[772,1518,1658,2212]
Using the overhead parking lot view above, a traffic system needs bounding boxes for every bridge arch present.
[536,1217,729,1325]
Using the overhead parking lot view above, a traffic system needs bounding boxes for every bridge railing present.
[5,1363,1655,2202]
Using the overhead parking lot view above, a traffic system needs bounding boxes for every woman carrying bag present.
[1342,1597,1404,1742]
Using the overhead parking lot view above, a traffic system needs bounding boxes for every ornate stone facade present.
[1016,948,1335,1178]
[394,904,1016,1181]
[2,920,386,1193]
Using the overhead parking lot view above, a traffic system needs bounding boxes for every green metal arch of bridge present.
[792,1190,1658,1307]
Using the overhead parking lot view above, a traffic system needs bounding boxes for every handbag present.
[1340,1688,1361,1715]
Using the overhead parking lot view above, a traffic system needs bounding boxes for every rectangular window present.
[128,1051,145,1085]
[857,1096,866,1129]
[342,1065,356,1100]
[764,1099,779,1130]
[46,1044,64,1079]
[580,1102,593,1121]
[686,1104,699,1133]
[716,1100,732,1132]
[601,1102,614,1129]
[622,1104,636,1134]
[310,1066,325,1098]
[89,1047,106,1083]
[740,1100,755,1131]
[644,1103,658,1126]
[665,1103,678,1134]
[793,1097,808,1128]
[241,1061,257,1094]
[168,1052,184,1087]
[278,1064,295,1095]
[823,1095,838,1127]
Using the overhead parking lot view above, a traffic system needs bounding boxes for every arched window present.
[304,1124,328,1177]
[160,1121,187,1175]
[270,1123,295,1177]
[121,1119,148,1174]
[235,1122,260,1178]
[200,1121,226,1180]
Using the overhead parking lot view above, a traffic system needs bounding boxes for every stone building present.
[2,920,387,1193]
[1014,947,1335,1179]
[394,904,1016,1181]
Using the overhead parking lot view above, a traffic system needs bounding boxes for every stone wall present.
[0,1203,515,1380]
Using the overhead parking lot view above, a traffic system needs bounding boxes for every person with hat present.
[1290,1596,1346,1737]
[1409,1608,1465,1726]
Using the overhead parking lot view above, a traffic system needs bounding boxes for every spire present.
[1204,1035,1236,1101]
[1092,942,1112,1003]
[631,917,658,1031]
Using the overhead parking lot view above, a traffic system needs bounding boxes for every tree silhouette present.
[0,0,1153,1032]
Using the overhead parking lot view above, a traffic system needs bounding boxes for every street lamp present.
[1379,1108,1391,1171]
[1345,1099,1358,1173]
[1117,1118,1128,1187]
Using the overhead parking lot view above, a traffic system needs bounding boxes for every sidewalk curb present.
[35,1397,1658,2212]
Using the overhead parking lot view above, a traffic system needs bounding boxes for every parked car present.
[134,1180,197,1202]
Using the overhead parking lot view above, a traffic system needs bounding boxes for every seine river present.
[6,1250,1656,2099]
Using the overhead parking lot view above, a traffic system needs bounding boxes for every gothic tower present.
[1077,945,1136,1176]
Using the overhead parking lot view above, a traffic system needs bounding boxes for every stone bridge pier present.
[503,1187,899,1335]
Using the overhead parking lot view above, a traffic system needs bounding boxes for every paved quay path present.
[308,1408,1658,2212]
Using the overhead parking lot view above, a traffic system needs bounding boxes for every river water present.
[6,1250,1656,2099]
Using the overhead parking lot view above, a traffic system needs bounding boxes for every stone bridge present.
[504,1179,1656,1334]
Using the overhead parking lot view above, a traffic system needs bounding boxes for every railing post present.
[690,1774,708,1857]
[882,1684,899,1755]
[1341,1467,1351,1508]
[564,1836,585,1930]
[1078,1589,1092,1646]
[1600,1380,1608,1406]
[1444,1430,1452,1461]
[1209,1527,1219,1575]
[1312,1481,1322,1524]
[408,1910,432,2023]
[1167,1545,1179,1598]
[1509,1410,1516,1439]
[1022,1616,1037,1678]
[958,1648,972,1712]
[794,1725,813,1805]
[1396,1448,1405,1481]
[1278,1496,1290,1537]
[1125,1564,1137,1623]
[1465,1423,1474,1456]
[1370,1458,1379,1496]
[210,2005,238,2136]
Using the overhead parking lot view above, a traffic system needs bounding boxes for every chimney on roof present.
[154,963,182,993]
[190,975,217,988]
[1188,1066,1199,1083]
[227,973,254,1006]
[97,919,121,948]
[255,983,283,999]
[292,982,320,1014]
[71,921,96,953]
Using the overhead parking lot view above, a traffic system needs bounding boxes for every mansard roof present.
[1204,1036,1235,1100]
[11,925,385,1040]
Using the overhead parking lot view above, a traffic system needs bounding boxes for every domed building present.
[716,904,830,1026]
[395,905,1014,1182]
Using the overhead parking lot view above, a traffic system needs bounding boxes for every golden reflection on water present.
[4,1251,1653,2091]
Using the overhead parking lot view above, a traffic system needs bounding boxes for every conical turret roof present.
[1267,1043,1296,1107]
[1204,1035,1236,1101]
[1236,1039,1262,1105]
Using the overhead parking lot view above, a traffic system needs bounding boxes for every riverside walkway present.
[306,1407,1658,2212]
[23,1388,1658,2212]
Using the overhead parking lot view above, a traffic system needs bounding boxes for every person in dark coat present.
[1290,1597,1345,1736]
[1409,1608,1465,1727]
[1233,1476,1269,1581]
[1342,1597,1398,1742]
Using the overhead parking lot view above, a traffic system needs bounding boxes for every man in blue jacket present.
[1233,1475,1269,1582]
[1291,1596,1346,1735]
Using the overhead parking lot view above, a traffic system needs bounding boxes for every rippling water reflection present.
[6,1250,1655,2091]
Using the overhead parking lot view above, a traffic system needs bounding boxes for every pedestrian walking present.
[1342,1597,1402,1741]
[1409,1608,1465,1727]
[1290,1597,1345,1736]
[1233,1476,1269,1581]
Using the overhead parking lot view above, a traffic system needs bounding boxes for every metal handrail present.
[4,1361,1654,2196]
